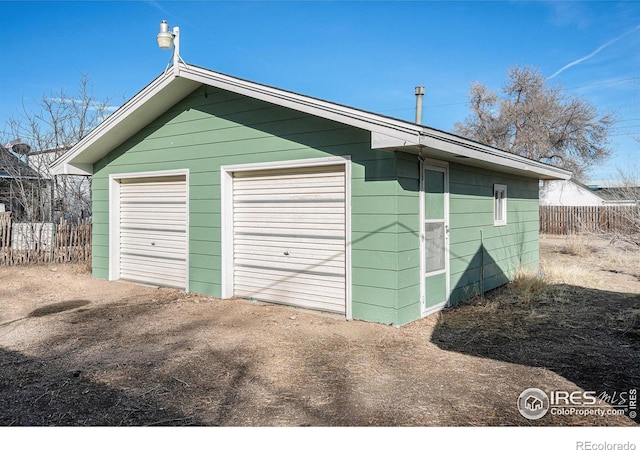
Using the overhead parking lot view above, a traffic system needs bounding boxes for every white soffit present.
[50,74,200,175]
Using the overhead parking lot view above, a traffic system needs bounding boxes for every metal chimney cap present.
[415,86,425,95]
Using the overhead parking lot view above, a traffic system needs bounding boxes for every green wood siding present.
[92,86,405,324]
[448,163,540,305]
[394,153,421,325]
[390,156,540,325]
[91,85,540,326]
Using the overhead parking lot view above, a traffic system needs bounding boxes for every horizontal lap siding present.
[395,153,421,325]
[448,163,539,304]
[92,86,401,323]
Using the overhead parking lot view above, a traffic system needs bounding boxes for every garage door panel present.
[233,287,345,313]
[120,267,185,288]
[234,180,344,191]
[120,193,186,201]
[234,268,345,291]
[120,245,186,258]
[234,221,345,232]
[233,193,344,203]
[234,239,344,254]
[234,206,345,215]
[119,176,187,290]
[233,212,345,223]
[235,255,345,273]
[233,164,346,314]
[234,234,345,247]
[120,224,186,233]
[121,254,187,272]
[121,217,187,229]
[234,229,345,240]
[234,246,345,261]
[234,273,345,296]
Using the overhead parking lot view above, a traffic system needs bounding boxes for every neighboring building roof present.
[590,187,640,203]
[586,180,640,189]
[0,146,43,180]
[50,62,572,181]
[540,179,606,206]
[541,179,640,206]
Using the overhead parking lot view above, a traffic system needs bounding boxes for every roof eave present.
[173,65,573,181]
[50,70,201,175]
[50,62,572,181]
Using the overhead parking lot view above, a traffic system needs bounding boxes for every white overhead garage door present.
[232,164,346,314]
[119,176,187,289]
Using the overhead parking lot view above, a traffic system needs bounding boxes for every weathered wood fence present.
[540,205,638,235]
[0,212,91,265]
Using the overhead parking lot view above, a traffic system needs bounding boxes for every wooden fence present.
[0,212,91,265]
[540,205,639,235]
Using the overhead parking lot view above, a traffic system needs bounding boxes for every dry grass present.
[508,267,554,305]
[560,235,595,257]
[541,262,595,287]
[0,235,638,426]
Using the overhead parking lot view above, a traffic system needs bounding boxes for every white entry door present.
[420,163,450,315]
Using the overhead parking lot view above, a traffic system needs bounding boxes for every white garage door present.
[119,176,187,289]
[232,165,346,314]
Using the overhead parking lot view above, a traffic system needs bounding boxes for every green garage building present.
[51,63,570,326]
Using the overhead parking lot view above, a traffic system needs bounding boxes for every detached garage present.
[51,62,570,326]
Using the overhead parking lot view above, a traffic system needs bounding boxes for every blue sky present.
[1,0,639,181]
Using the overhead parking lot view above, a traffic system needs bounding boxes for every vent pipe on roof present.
[415,86,425,125]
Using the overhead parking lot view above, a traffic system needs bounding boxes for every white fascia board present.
[50,71,200,175]
[180,65,423,146]
[418,130,572,180]
[49,62,571,182]
[55,163,93,176]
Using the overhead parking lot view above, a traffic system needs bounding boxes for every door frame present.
[108,169,190,290]
[419,159,450,316]
[220,156,352,319]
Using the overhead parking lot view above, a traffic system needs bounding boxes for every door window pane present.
[424,222,445,273]
[424,170,445,220]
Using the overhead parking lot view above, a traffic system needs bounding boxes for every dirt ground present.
[0,235,638,426]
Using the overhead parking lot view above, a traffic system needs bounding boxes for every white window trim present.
[220,156,352,320]
[494,184,507,227]
[108,169,190,290]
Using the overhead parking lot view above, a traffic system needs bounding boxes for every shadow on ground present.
[430,283,640,423]
[2,273,638,426]
[0,346,202,426]
[0,293,417,426]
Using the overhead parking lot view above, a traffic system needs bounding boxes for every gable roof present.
[540,179,606,206]
[50,62,571,180]
[0,146,43,180]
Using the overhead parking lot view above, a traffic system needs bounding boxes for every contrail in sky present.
[548,24,640,79]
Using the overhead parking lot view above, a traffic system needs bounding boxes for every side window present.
[494,184,507,226]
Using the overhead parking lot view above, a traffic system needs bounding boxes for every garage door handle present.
[283,250,290,256]
[151,242,156,246]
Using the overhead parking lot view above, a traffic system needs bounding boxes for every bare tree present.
[454,66,616,179]
[1,75,112,223]
[599,168,640,247]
